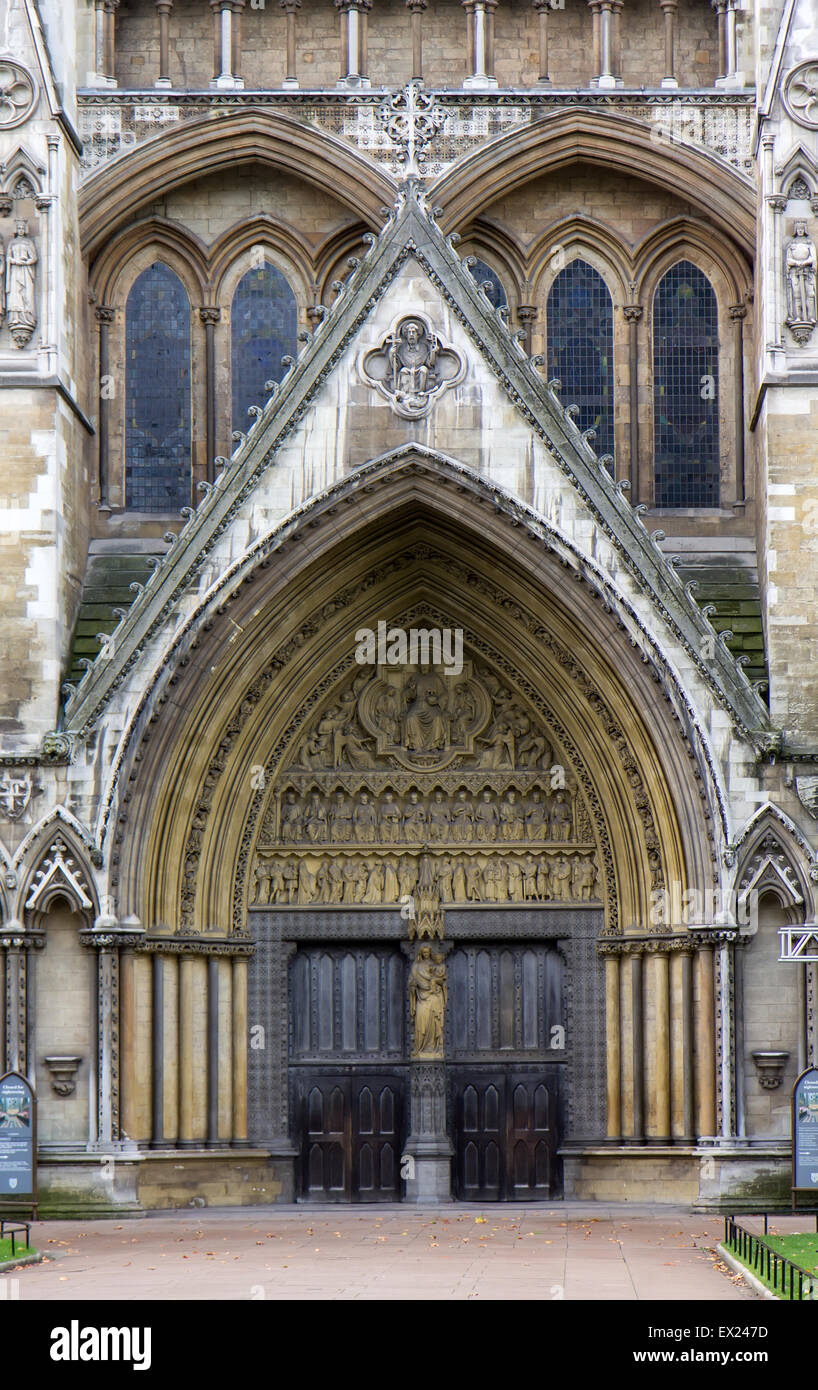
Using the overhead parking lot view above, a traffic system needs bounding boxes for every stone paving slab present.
[5,1204,757,1301]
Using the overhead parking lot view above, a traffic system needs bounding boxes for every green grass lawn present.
[0,1236,35,1263]
[730,1232,818,1300]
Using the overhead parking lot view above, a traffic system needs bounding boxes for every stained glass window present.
[547,260,615,461]
[653,261,720,508]
[231,264,298,435]
[125,263,192,512]
[468,257,508,309]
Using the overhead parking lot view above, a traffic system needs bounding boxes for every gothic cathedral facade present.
[0,0,817,1213]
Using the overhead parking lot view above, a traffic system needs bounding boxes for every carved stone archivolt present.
[252,655,602,911]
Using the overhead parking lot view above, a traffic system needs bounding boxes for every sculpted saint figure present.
[373,684,401,742]
[536,857,550,900]
[383,858,400,901]
[451,788,474,842]
[549,791,573,842]
[379,791,402,842]
[354,792,377,844]
[280,790,303,843]
[572,855,597,901]
[328,791,353,842]
[408,946,447,1058]
[398,855,418,899]
[507,857,523,902]
[328,859,344,904]
[403,669,449,753]
[403,789,428,841]
[474,790,499,842]
[464,859,483,902]
[282,861,299,904]
[500,791,524,841]
[304,792,328,844]
[389,318,439,411]
[6,221,37,347]
[363,861,385,904]
[452,859,467,901]
[436,856,454,901]
[450,682,477,743]
[521,856,539,901]
[525,790,548,841]
[428,789,451,842]
[551,854,572,902]
[785,221,818,332]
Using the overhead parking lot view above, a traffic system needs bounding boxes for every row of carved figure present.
[275,786,575,846]
[251,850,599,906]
[0,221,36,347]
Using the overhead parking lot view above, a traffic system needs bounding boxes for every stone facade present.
[0,0,816,1213]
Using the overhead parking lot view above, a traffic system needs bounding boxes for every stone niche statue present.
[785,221,818,345]
[360,312,465,419]
[6,219,37,347]
[408,945,447,1059]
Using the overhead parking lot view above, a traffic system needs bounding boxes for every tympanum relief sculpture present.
[251,656,602,909]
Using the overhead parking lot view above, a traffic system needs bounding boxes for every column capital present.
[767,193,787,212]
[95,305,116,325]
[728,302,747,321]
[334,0,372,11]
[517,304,537,323]
[199,305,221,325]
[623,303,643,322]
[279,0,302,8]
[155,0,173,12]
[658,0,677,10]
[405,0,427,9]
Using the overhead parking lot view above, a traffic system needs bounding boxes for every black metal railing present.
[724,1216,817,1301]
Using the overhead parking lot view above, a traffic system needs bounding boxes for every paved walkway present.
[9,1204,755,1300]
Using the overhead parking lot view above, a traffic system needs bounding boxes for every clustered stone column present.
[587,0,622,89]
[199,306,221,484]
[600,934,712,1146]
[210,0,245,90]
[124,939,252,1149]
[0,922,44,1075]
[462,0,499,91]
[406,0,427,83]
[335,0,373,88]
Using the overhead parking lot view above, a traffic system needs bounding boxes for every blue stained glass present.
[125,263,192,513]
[468,257,508,309]
[231,264,298,435]
[653,261,720,508]
[547,260,615,461]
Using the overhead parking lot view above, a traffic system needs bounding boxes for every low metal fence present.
[724,1215,817,1301]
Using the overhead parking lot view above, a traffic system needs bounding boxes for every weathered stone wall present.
[34,907,93,1145]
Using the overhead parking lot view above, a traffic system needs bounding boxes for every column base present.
[154,78,173,90]
[281,78,300,90]
[591,75,623,89]
[462,75,499,90]
[210,75,245,90]
[660,76,679,88]
[403,1138,454,1203]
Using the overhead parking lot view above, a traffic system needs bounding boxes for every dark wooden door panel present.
[453,1069,562,1201]
[298,1073,404,1202]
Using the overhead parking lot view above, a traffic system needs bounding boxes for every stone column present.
[1,923,31,1075]
[768,191,787,363]
[517,302,537,355]
[712,0,727,81]
[335,0,372,88]
[95,307,115,511]
[462,0,498,89]
[729,302,746,507]
[659,0,678,88]
[0,947,4,1073]
[155,1,173,87]
[210,0,245,89]
[232,957,249,1145]
[693,940,716,1137]
[532,0,551,84]
[80,919,144,1149]
[103,0,120,85]
[280,0,301,88]
[717,934,737,1139]
[178,955,207,1147]
[231,0,245,83]
[199,307,220,484]
[645,946,671,1143]
[603,950,622,1139]
[610,0,623,80]
[404,1063,453,1202]
[407,0,427,82]
[630,949,645,1140]
[120,948,152,1143]
[587,0,601,81]
[623,299,642,498]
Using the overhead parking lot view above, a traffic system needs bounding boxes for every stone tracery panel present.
[252,655,603,913]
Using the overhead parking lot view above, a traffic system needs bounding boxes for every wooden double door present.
[451,1067,562,1201]
[289,941,565,1202]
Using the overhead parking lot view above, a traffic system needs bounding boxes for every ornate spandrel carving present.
[784,221,818,345]
[360,313,465,419]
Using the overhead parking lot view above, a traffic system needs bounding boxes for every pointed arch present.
[733,810,815,923]
[19,825,99,927]
[230,263,299,436]
[546,259,615,461]
[652,260,720,509]
[125,262,193,513]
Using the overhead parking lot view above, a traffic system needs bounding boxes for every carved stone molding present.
[0,770,39,821]
[25,838,95,915]
[43,1055,83,1098]
[783,62,818,129]
[0,62,38,129]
